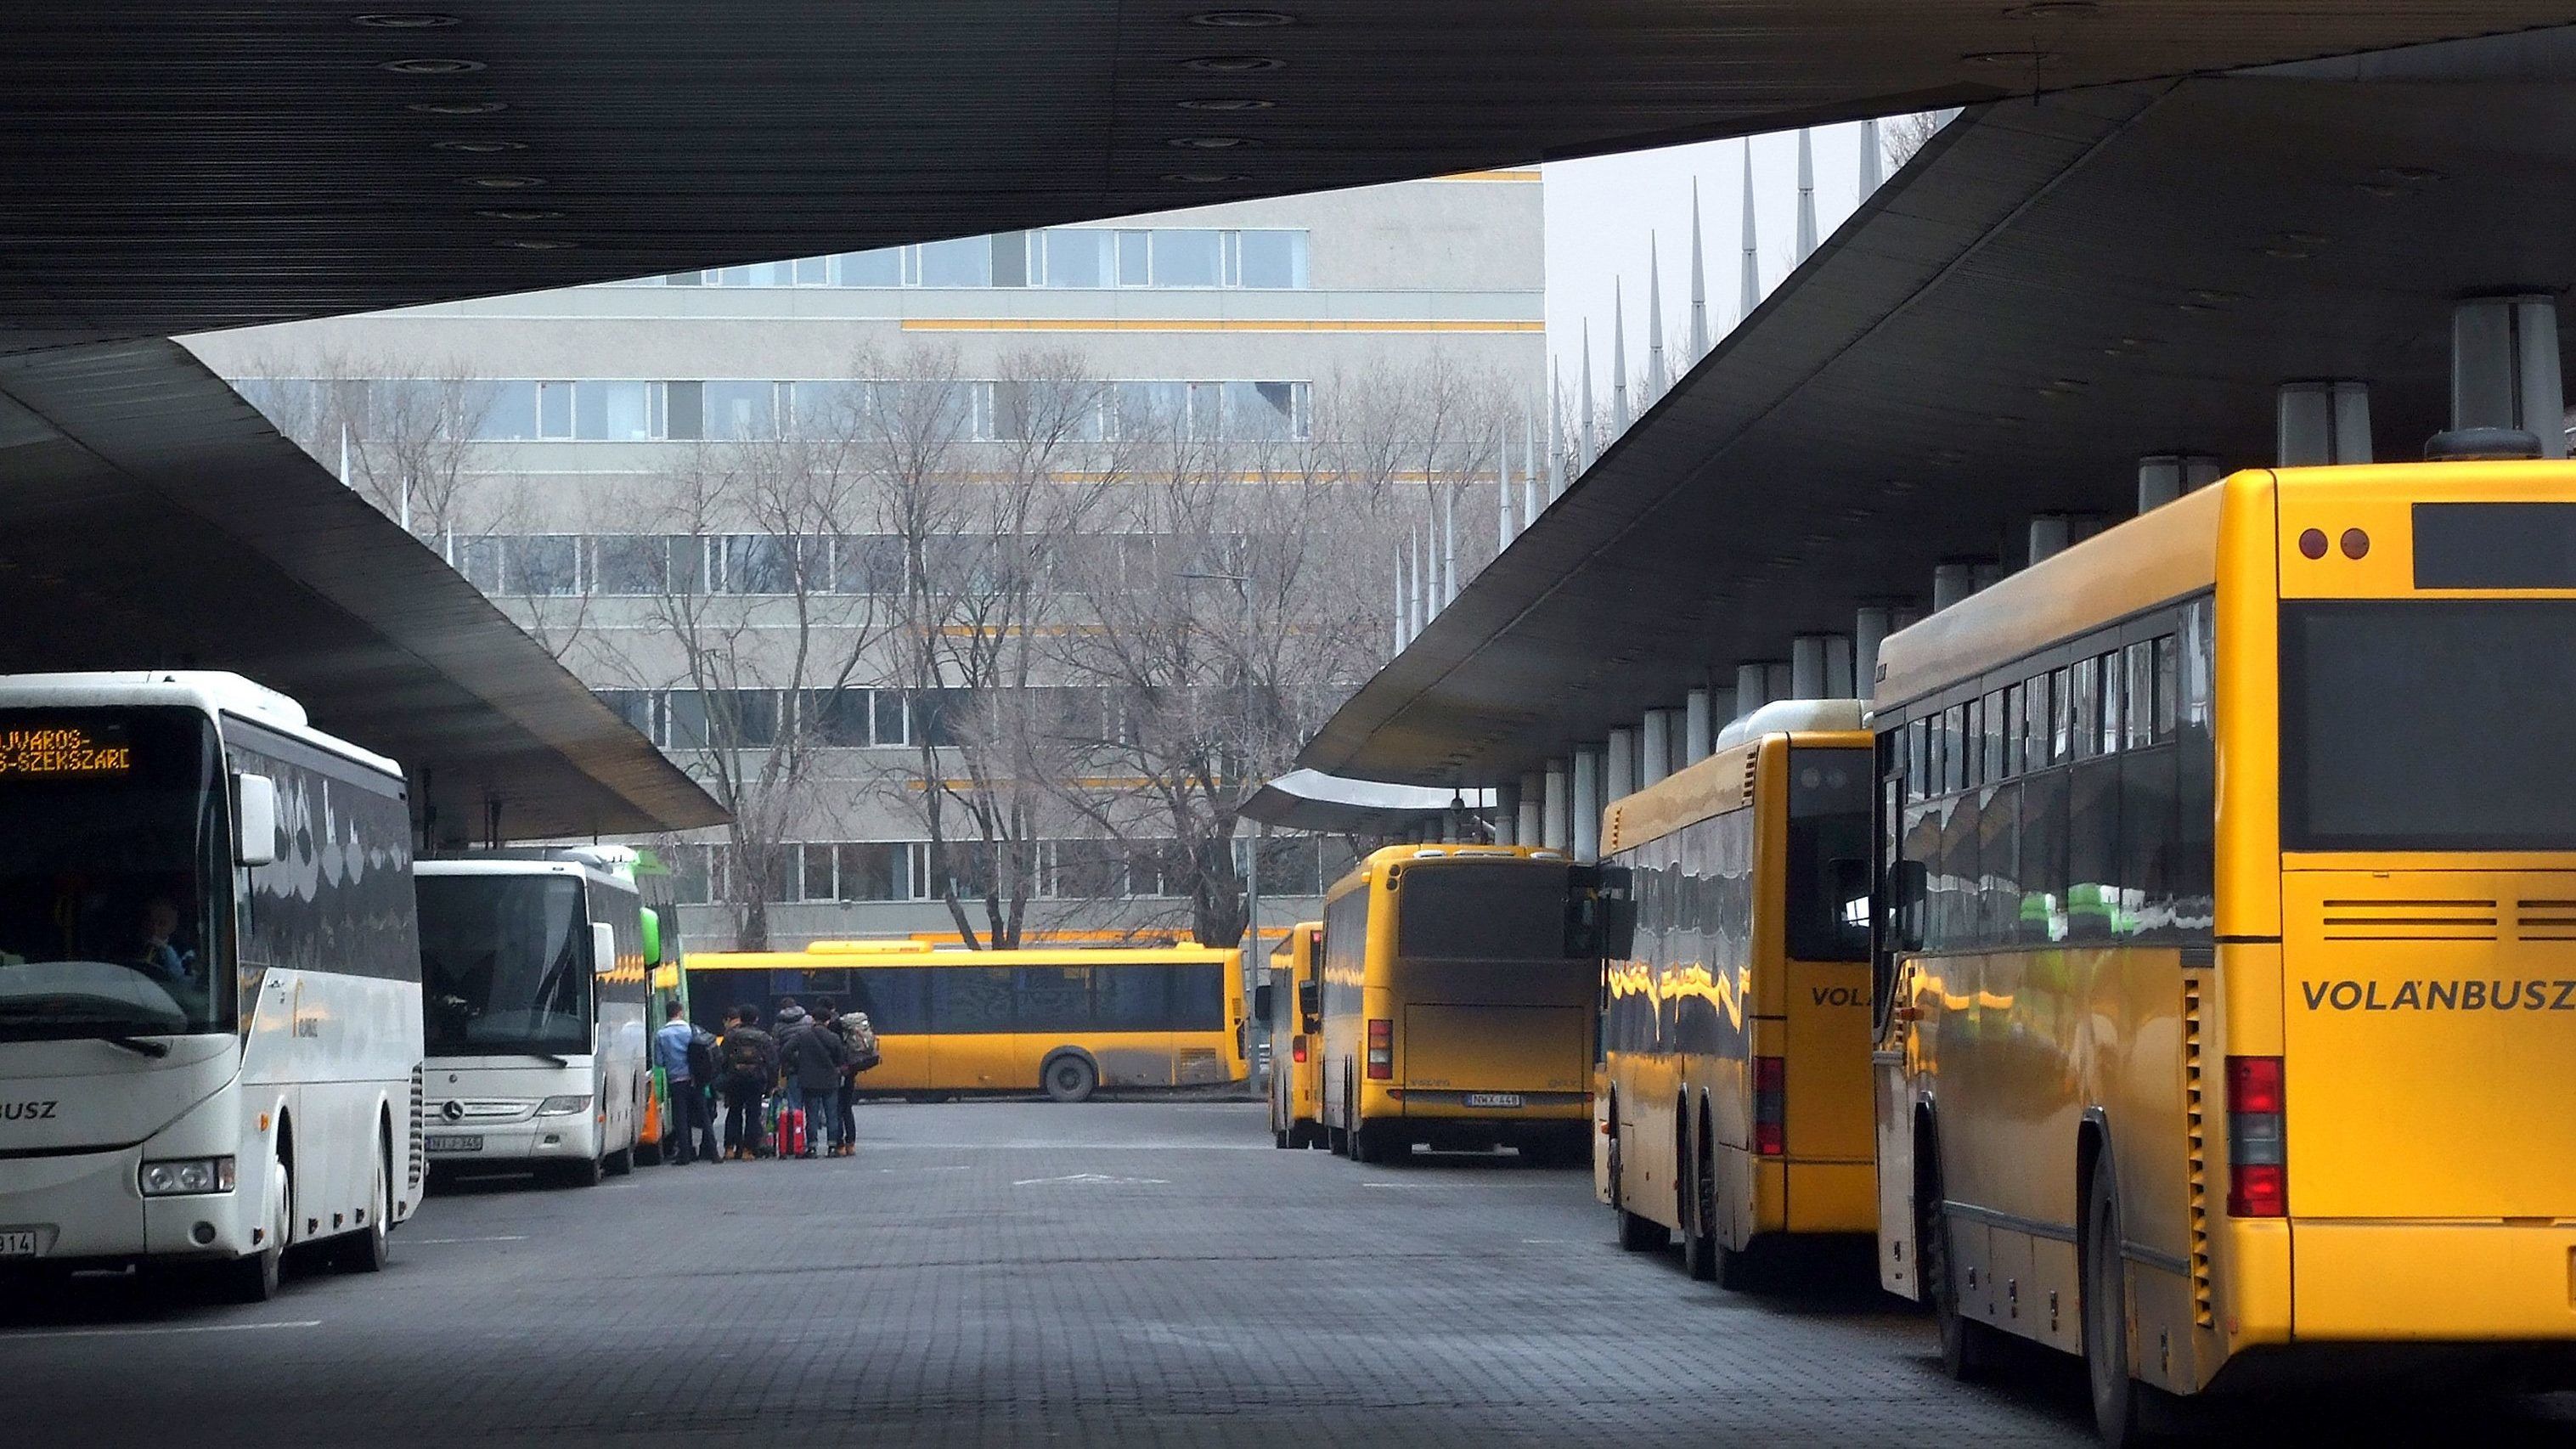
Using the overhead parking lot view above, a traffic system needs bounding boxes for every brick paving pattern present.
[4,1101,2571,1446]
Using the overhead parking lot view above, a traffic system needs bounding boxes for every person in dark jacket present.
[815,998,861,1158]
[775,1002,848,1159]
[718,1006,780,1161]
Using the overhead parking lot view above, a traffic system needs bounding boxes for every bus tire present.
[1681,1121,1721,1283]
[603,1144,634,1177]
[329,1140,391,1274]
[2083,1157,2175,1446]
[221,1158,290,1304]
[1042,1053,1098,1103]
[1273,1127,1291,1149]
[555,1153,604,1190]
[1924,1181,2003,1381]
[1350,1123,1391,1165]
[1609,1130,1668,1251]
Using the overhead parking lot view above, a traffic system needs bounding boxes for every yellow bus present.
[1871,461,2576,1441]
[1258,921,1325,1148]
[1598,700,1877,1288]
[1318,844,1601,1165]
[685,941,1246,1102]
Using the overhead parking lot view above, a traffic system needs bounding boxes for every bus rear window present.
[1787,747,1871,961]
[1395,861,1576,961]
[2282,600,2576,849]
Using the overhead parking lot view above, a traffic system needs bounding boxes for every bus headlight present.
[139,1156,236,1197]
[536,1094,592,1116]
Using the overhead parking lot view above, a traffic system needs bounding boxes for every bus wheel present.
[328,1145,390,1274]
[1681,1130,1722,1283]
[2083,1161,2172,1446]
[555,1154,604,1190]
[1924,1187,2002,1381]
[221,1159,290,1304]
[1610,1130,1668,1251]
[1042,1054,1098,1103]
[603,1144,634,1177]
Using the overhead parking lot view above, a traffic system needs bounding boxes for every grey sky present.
[1542,121,1876,401]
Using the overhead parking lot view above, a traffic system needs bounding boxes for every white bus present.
[414,852,649,1187]
[0,672,424,1302]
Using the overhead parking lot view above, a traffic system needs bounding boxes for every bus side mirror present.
[1297,980,1319,1023]
[592,922,619,975]
[234,773,278,867]
[640,906,662,968]
[1253,983,1274,1023]
[1892,860,1928,950]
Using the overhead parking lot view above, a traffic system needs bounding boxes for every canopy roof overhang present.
[1241,770,1491,835]
[3,4,2573,349]
[0,339,725,842]
[1298,33,2576,787]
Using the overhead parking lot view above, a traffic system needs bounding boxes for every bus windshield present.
[1395,861,1580,961]
[0,708,230,1041]
[2282,600,2576,850]
[418,875,594,1057]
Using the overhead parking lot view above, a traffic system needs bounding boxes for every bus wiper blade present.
[103,1035,172,1058]
[525,1051,572,1068]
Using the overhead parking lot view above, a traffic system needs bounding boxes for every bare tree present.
[1882,110,1950,171]
[232,350,499,542]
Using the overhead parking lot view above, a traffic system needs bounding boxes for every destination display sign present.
[0,724,132,778]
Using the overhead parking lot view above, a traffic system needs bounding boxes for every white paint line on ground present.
[4,1318,322,1342]
[1011,1173,1171,1187]
[408,1235,529,1244]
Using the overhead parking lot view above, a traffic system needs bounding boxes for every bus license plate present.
[0,1229,40,1257]
[424,1135,482,1153]
[1466,1093,1524,1109]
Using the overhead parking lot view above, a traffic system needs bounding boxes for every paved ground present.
[3,1100,2572,1446]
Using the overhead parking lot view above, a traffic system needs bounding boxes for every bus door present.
[850,965,929,1091]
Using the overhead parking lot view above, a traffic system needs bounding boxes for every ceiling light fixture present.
[1167,136,1258,149]
[405,99,508,115]
[2002,1,2099,16]
[2376,166,2444,184]
[434,138,526,153]
[352,13,459,27]
[378,57,485,74]
[1961,48,2062,65]
[475,207,565,220]
[461,174,545,189]
[2187,288,2246,304]
[1188,9,1298,25]
[1183,54,1286,72]
[1176,97,1275,111]
[1161,172,1250,184]
[495,239,576,251]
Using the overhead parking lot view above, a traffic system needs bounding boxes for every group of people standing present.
[652,995,874,1162]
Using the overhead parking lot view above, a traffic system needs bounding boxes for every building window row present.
[593,685,1140,753]
[245,377,1312,445]
[454,532,1198,600]
[623,228,1310,292]
[667,834,1352,906]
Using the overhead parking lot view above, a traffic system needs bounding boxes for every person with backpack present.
[652,1000,719,1165]
[718,1005,779,1161]
[775,998,848,1160]
[679,1007,725,1164]
[818,996,877,1158]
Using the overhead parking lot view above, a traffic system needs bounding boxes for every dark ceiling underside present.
[4,3,2574,347]
[0,339,724,840]
[1299,51,2576,787]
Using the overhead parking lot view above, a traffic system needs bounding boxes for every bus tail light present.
[1367,1018,1393,1080]
[2226,1055,2287,1218]
[1752,1056,1786,1157]
[1291,1035,1307,1064]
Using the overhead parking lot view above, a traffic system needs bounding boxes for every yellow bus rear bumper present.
[2292,1221,2576,1340]
[1781,1159,1878,1237]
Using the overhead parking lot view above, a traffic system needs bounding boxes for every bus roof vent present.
[1712,697,1866,750]
[2423,426,2544,461]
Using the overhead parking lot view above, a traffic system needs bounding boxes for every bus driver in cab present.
[131,894,196,984]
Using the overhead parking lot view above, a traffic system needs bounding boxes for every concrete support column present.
[1604,726,1637,804]
[1571,748,1603,862]
[1855,606,1894,699]
[1516,772,1545,847]
[1491,781,1520,846]
[2137,454,2224,512]
[2276,382,2372,465]
[1542,761,1570,850]
[1639,709,1674,787]
[1932,562,1977,612]
[1791,633,1852,698]
[2452,293,2567,456]
[1683,688,1714,766]
[1764,661,1793,705]
[1735,662,1773,717]
[1893,607,1924,631]
[2028,514,2072,564]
